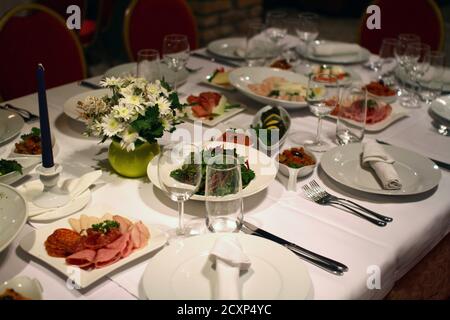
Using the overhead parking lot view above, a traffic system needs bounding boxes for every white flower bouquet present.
[77,77,183,151]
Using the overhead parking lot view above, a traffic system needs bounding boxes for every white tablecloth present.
[0,41,449,300]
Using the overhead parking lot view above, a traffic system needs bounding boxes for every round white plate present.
[396,68,450,93]
[104,62,189,87]
[142,233,313,300]
[0,157,40,185]
[63,89,110,122]
[0,276,43,300]
[207,37,247,60]
[320,143,441,195]
[229,67,309,109]
[0,183,28,252]
[299,40,370,65]
[0,109,24,145]
[430,95,450,122]
[147,141,278,201]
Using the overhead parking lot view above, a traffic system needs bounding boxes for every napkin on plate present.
[362,141,402,190]
[209,235,251,300]
[313,43,360,57]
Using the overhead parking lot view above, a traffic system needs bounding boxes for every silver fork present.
[0,104,39,122]
[302,182,388,227]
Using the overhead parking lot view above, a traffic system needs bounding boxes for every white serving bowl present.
[276,146,317,191]
[0,276,43,300]
[0,157,40,185]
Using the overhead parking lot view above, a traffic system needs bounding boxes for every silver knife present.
[242,221,348,275]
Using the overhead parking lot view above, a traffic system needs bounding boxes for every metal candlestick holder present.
[32,164,70,208]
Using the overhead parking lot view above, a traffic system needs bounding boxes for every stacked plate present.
[429,95,450,130]
[297,40,370,65]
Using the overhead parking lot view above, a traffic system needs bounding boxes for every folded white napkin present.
[209,235,251,300]
[313,43,360,57]
[362,141,402,190]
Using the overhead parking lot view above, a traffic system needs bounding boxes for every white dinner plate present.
[0,276,43,300]
[142,233,313,300]
[0,109,24,145]
[207,37,247,60]
[147,141,278,201]
[104,62,189,87]
[430,95,450,122]
[327,102,409,132]
[19,205,168,288]
[0,157,40,185]
[320,143,441,195]
[0,183,28,252]
[299,40,370,64]
[229,67,309,109]
[182,91,245,127]
[63,89,110,122]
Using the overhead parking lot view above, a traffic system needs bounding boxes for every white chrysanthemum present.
[119,129,142,152]
[146,82,161,98]
[155,80,169,96]
[101,114,124,137]
[119,94,145,114]
[100,77,122,87]
[112,104,135,120]
[155,96,171,114]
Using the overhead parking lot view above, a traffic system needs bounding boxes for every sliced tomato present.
[191,105,210,117]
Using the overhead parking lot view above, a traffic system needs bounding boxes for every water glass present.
[158,142,202,237]
[205,154,243,233]
[245,20,268,67]
[162,34,190,91]
[394,34,420,95]
[374,38,398,84]
[137,49,160,82]
[296,12,319,64]
[402,42,430,108]
[336,85,367,145]
[265,10,287,55]
[420,51,445,103]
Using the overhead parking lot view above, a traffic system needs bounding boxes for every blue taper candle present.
[36,64,54,168]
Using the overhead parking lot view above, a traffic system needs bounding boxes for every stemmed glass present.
[265,10,287,56]
[158,142,202,238]
[372,38,399,84]
[205,154,243,233]
[402,42,431,108]
[394,33,420,96]
[162,34,190,91]
[420,51,445,104]
[296,12,319,66]
[137,49,161,82]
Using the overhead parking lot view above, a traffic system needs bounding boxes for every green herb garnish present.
[225,103,241,110]
[0,159,22,176]
[91,220,120,233]
[268,90,280,97]
[20,127,41,141]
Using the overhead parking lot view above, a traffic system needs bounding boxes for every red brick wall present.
[188,0,263,46]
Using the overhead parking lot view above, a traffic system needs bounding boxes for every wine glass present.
[402,42,430,108]
[373,38,398,84]
[245,20,268,67]
[205,154,243,233]
[394,33,420,96]
[162,34,190,91]
[137,49,161,82]
[420,51,445,104]
[296,12,319,66]
[158,142,202,238]
[265,10,287,56]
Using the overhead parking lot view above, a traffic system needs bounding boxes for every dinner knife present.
[191,52,241,68]
[376,139,450,171]
[78,80,103,90]
[242,221,349,275]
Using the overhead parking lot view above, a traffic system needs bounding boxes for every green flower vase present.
[108,140,160,178]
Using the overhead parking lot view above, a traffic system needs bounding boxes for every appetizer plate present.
[182,92,245,127]
[19,206,168,288]
[327,103,410,132]
[207,37,247,60]
[430,95,450,122]
[320,143,441,195]
[299,40,370,64]
[0,276,43,300]
[306,64,361,86]
[367,92,397,104]
[0,157,40,185]
[0,183,28,252]
[142,233,313,300]
[104,62,189,86]
[10,133,58,159]
[201,71,235,91]
[229,67,309,109]
[147,141,278,201]
[63,89,110,122]
[0,109,24,145]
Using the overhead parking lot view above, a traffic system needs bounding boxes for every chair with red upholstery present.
[124,0,198,61]
[358,0,445,54]
[0,4,87,101]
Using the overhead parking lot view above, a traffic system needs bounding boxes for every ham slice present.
[66,249,97,268]
[122,234,134,258]
[113,215,132,234]
[107,232,132,258]
[95,248,122,268]
[129,222,150,249]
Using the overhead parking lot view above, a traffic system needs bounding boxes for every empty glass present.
[420,51,445,104]
[158,142,202,237]
[205,154,243,233]
[374,38,398,84]
[162,34,190,91]
[394,34,420,96]
[245,20,268,67]
[402,42,430,108]
[137,49,161,82]
[265,10,287,56]
[296,12,319,65]
[336,84,367,145]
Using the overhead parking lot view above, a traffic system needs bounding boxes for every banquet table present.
[0,44,449,300]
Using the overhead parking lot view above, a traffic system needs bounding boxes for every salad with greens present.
[170,147,255,196]
[0,159,22,176]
